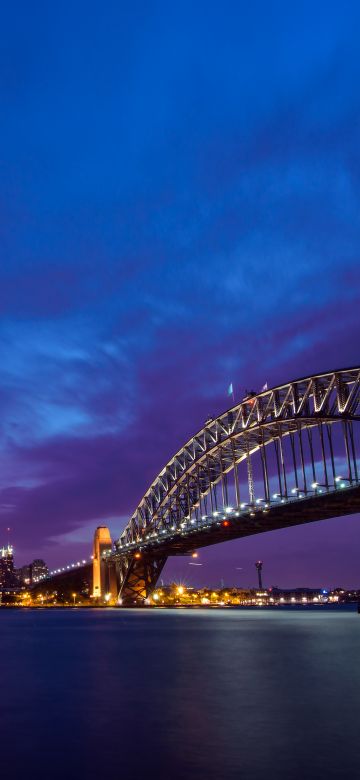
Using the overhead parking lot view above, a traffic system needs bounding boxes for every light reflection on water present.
[1,607,360,780]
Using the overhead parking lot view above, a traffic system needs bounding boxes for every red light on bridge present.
[134,552,142,559]
[222,520,230,527]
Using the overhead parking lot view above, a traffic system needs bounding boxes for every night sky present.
[1,1,360,587]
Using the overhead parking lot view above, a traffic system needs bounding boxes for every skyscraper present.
[0,545,17,589]
[31,559,49,583]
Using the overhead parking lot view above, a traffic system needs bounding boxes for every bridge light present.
[311,482,318,489]
[222,520,230,527]
[225,507,233,513]
[240,503,247,509]
[335,476,349,486]
[192,552,198,558]
[213,511,219,516]
[134,552,141,559]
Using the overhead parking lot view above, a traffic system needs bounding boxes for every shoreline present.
[1,602,359,611]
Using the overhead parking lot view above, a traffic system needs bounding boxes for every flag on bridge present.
[228,383,235,402]
[261,382,268,391]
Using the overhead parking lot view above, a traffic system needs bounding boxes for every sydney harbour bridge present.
[42,367,360,604]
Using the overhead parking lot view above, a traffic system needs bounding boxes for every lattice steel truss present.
[115,555,167,604]
[115,368,360,553]
[108,368,360,602]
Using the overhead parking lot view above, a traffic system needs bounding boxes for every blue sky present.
[1,1,360,586]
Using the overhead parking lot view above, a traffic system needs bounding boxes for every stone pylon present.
[92,526,113,599]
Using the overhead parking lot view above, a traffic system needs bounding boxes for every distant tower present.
[0,544,15,588]
[92,526,113,598]
[255,560,263,590]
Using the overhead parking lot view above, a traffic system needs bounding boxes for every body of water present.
[1,607,359,779]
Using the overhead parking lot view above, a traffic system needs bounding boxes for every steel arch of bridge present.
[112,367,360,602]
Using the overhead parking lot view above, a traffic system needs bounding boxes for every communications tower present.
[255,560,263,590]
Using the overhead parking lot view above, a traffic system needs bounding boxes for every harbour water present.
[1,607,360,779]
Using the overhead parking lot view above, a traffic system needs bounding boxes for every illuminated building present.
[31,559,49,582]
[16,564,32,585]
[0,545,16,588]
[16,559,49,585]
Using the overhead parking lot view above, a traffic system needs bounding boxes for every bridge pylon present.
[92,526,113,599]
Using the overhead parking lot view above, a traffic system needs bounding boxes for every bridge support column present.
[117,555,167,605]
[92,526,113,599]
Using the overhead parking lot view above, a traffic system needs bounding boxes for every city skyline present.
[1,2,360,585]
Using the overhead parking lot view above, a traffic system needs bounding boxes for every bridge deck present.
[111,483,360,562]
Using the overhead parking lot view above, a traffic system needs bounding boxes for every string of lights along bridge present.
[47,558,93,580]
[43,368,360,605]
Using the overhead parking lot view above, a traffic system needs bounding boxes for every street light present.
[72,592,77,606]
